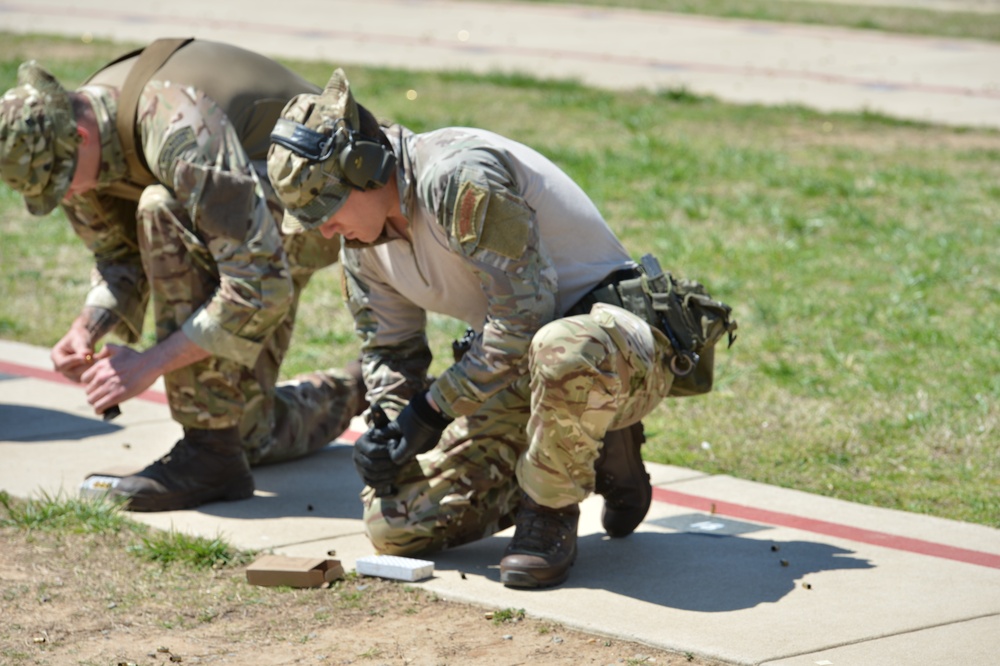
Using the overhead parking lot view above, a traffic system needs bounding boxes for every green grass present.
[127,530,254,569]
[490,607,527,624]
[0,491,255,569]
[499,0,1000,42]
[0,489,136,534]
[1,34,998,529]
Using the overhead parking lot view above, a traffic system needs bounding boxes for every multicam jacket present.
[342,125,633,418]
[63,41,318,367]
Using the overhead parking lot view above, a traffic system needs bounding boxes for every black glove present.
[353,395,453,496]
[389,391,453,465]
[353,405,402,496]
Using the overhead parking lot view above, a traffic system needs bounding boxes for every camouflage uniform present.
[0,43,362,465]
[338,125,677,554]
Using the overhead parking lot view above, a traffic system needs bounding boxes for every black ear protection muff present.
[271,118,397,190]
[338,130,397,190]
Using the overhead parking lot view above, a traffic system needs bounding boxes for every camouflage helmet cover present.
[0,61,80,215]
[267,67,360,234]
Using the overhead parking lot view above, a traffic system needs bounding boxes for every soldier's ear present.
[77,124,93,148]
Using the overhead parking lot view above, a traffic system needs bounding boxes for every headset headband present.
[271,116,396,190]
[271,118,342,162]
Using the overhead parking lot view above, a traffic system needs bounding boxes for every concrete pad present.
[131,443,369,552]
[0,352,181,500]
[0,339,53,369]
[411,491,1000,664]
[0,379,127,442]
[650,462,710,486]
[660,474,1000,554]
[2,339,1000,665]
[0,375,174,439]
[1,419,181,499]
[762,614,1000,666]
[269,533,387,573]
[121,447,707,563]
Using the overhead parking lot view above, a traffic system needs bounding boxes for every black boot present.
[594,421,651,538]
[499,494,579,589]
[110,426,254,512]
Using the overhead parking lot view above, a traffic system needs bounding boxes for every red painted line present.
[4,357,995,569]
[0,359,168,404]
[654,487,1000,570]
[339,429,361,444]
[0,357,365,434]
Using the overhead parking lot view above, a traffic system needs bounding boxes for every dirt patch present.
[0,526,725,666]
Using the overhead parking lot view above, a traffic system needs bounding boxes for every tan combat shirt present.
[342,125,633,418]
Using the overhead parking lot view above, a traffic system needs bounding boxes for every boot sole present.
[500,546,577,589]
[500,564,573,589]
[121,480,255,513]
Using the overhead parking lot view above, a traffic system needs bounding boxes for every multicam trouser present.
[362,302,675,556]
[136,185,362,465]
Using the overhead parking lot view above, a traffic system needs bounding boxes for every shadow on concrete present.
[0,403,121,442]
[178,446,876,610]
[432,529,875,612]
[195,443,365,521]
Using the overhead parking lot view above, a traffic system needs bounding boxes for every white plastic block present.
[355,554,434,581]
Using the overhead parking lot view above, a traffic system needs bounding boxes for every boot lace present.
[509,506,575,556]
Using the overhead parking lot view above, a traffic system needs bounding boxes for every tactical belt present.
[565,266,643,318]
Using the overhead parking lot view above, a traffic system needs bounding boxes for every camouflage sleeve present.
[138,82,292,366]
[61,193,148,343]
[342,248,432,417]
[423,150,558,418]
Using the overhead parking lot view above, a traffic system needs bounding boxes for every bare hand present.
[80,344,158,416]
[51,327,95,383]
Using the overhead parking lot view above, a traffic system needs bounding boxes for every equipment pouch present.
[640,255,738,397]
[616,277,656,323]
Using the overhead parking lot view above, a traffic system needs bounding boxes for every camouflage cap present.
[0,61,80,216]
[267,68,360,234]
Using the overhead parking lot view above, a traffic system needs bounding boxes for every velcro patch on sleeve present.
[478,189,531,260]
[176,161,256,240]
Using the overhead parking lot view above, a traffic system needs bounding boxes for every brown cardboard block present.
[246,555,345,588]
